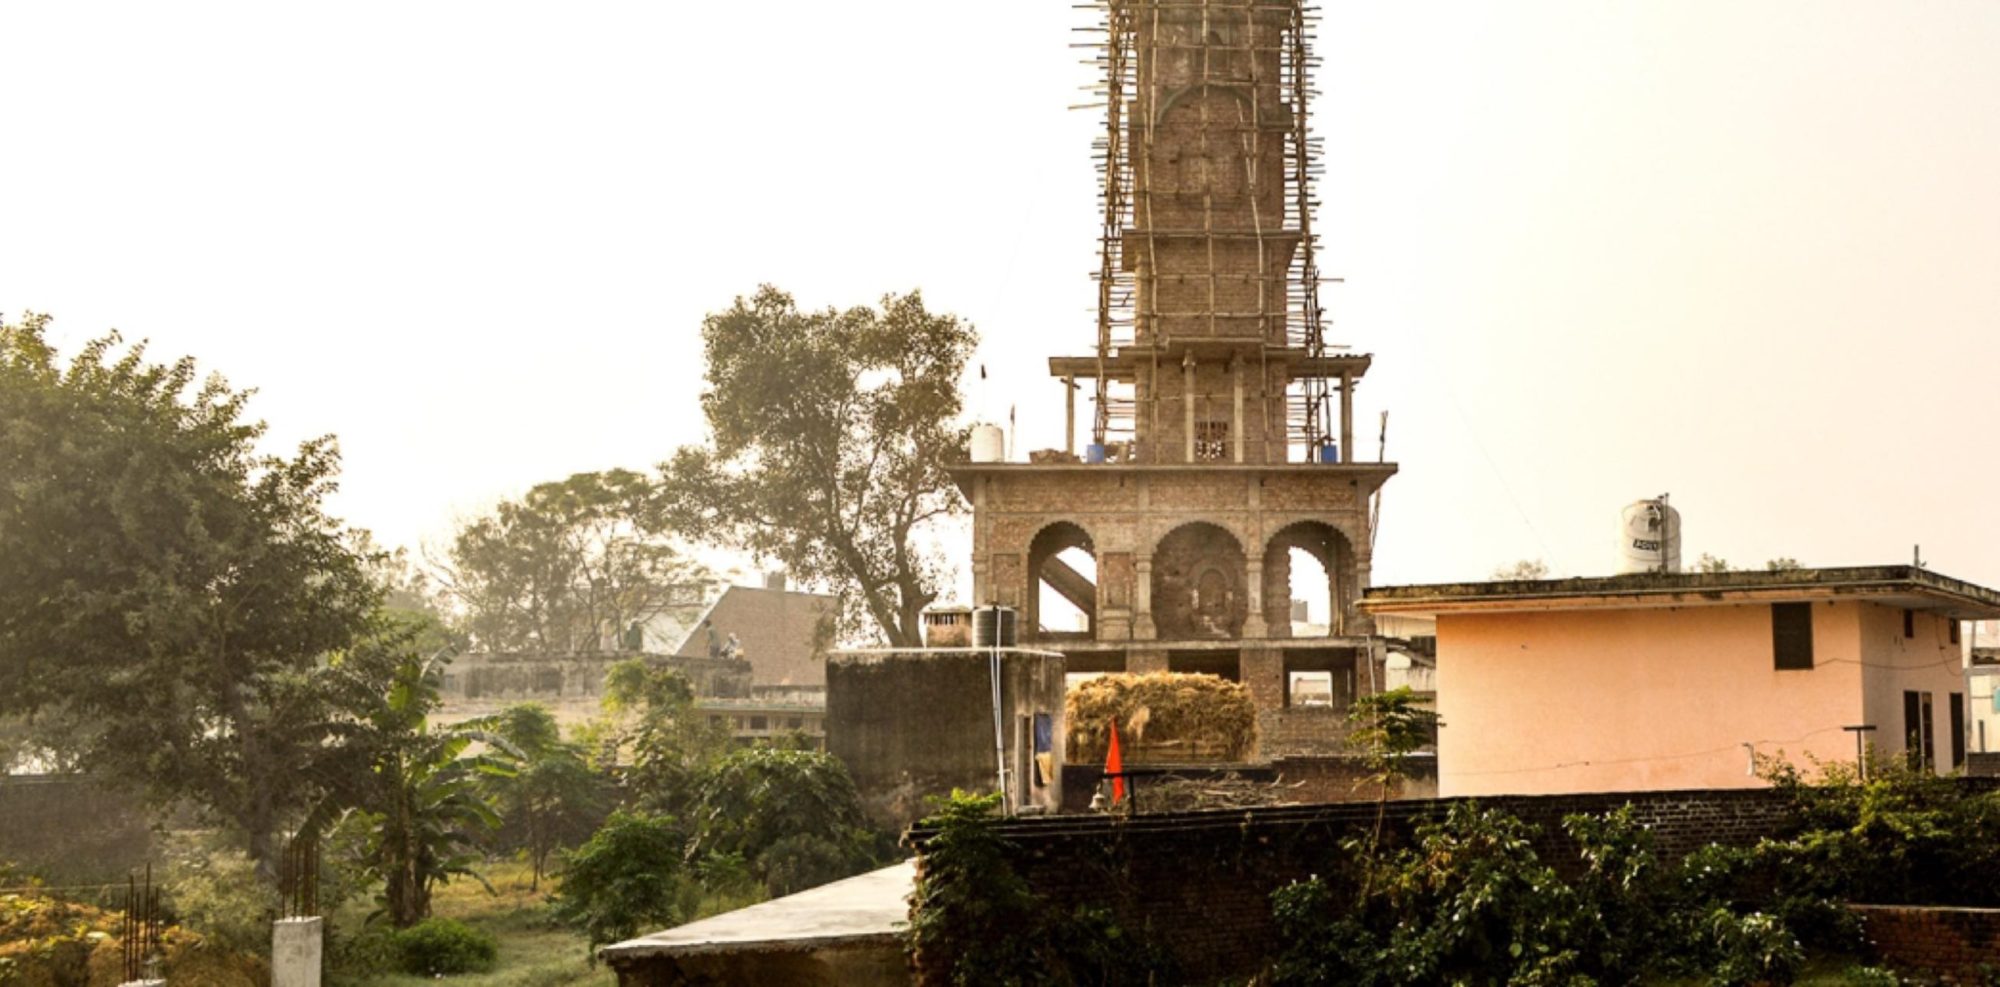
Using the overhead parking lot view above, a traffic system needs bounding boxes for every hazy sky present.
[6,2,1999,592]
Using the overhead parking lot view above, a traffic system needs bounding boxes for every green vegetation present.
[389,918,498,976]
[907,792,1173,987]
[655,286,976,646]
[433,470,709,655]
[0,313,380,874]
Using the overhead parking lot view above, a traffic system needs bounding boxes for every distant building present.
[674,574,836,687]
[1363,566,2000,797]
[700,685,829,750]
[435,651,751,728]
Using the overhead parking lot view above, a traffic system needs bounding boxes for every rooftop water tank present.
[970,423,1006,463]
[1618,496,1681,574]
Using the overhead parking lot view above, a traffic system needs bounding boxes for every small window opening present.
[1194,420,1230,461]
[1904,609,1915,638]
[1772,602,1814,670]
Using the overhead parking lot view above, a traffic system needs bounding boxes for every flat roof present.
[1361,565,2000,620]
[599,860,913,962]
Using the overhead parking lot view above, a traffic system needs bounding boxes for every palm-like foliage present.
[318,649,517,927]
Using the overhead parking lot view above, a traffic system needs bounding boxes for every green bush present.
[1698,908,1803,987]
[390,917,498,976]
[551,810,691,952]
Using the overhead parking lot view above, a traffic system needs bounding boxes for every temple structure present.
[949,0,1396,756]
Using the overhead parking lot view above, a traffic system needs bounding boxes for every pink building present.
[1361,566,1998,797]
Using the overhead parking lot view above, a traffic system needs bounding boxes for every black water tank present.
[972,606,1018,648]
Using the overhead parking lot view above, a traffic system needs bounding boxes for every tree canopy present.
[435,469,708,653]
[0,313,380,870]
[655,286,975,647]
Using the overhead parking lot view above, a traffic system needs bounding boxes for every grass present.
[327,861,612,987]
[1645,956,1902,986]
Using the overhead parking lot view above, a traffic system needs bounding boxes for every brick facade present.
[911,788,1798,982]
[1852,905,2000,982]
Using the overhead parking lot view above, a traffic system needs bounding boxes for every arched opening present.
[1263,521,1355,637]
[1026,522,1096,641]
[1152,522,1247,640]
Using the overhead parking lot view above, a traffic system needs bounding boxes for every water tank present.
[969,423,1006,463]
[972,606,1018,648]
[1617,496,1682,574]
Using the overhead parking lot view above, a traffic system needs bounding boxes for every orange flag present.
[1105,717,1125,804]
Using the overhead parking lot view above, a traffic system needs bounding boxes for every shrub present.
[1698,908,1803,987]
[390,917,497,976]
[551,810,691,952]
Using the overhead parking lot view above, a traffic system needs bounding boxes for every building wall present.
[1970,670,1999,757]
[435,652,752,728]
[0,775,155,882]
[914,787,1801,983]
[826,650,1066,831]
[1857,604,1974,772]
[1436,602,1866,797]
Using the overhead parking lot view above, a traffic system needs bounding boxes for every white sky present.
[6,2,2000,591]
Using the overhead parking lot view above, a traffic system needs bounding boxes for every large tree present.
[656,287,974,647]
[0,313,379,872]
[435,469,708,653]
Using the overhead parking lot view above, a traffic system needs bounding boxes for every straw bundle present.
[1065,672,1258,763]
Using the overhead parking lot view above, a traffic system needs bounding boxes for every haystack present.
[1065,672,1257,764]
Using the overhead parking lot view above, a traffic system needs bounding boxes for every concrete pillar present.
[273,917,323,987]
[1339,371,1354,462]
[1129,649,1169,674]
[1063,375,1076,455]
[1134,555,1156,640]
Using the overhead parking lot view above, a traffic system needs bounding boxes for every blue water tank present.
[1085,443,1108,464]
[1318,442,1341,464]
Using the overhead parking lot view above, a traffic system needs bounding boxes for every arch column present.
[1134,553,1156,640]
[1243,557,1267,638]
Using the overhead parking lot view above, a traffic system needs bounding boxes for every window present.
[1904,690,1935,771]
[749,716,768,731]
[1903,609,1915,638]
[1950,620,1961,645]
[1289,671,1335,708]
[786,717,803,730]
[1194,420,1229,461]
[1771,603,1814,670]
[1949,693,1966,769]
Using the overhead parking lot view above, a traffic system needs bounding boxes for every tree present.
[1346,686,1440,845]
[0,314,379,874]
[551,810,693,953]
[655,287,975,647]
[435,470,708,654]
[600,658,731,809]
[1764,557,1803,572]
[684,747,880,894]
[483,703,613,891]
[1694,553,1733,573]
[319,648,515,927]
[1491,559,1550,580]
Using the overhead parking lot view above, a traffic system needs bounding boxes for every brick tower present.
[950,0,1396,757]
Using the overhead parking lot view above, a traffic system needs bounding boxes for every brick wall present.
[0,775,155,882]
[1852,905,2000,982]
[912,787,1798,982]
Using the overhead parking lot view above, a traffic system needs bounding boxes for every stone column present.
[1134,554,1156,640]
[1231,355,1245,463]
[1243,557,1267,639]
[1182,353,1197,463]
